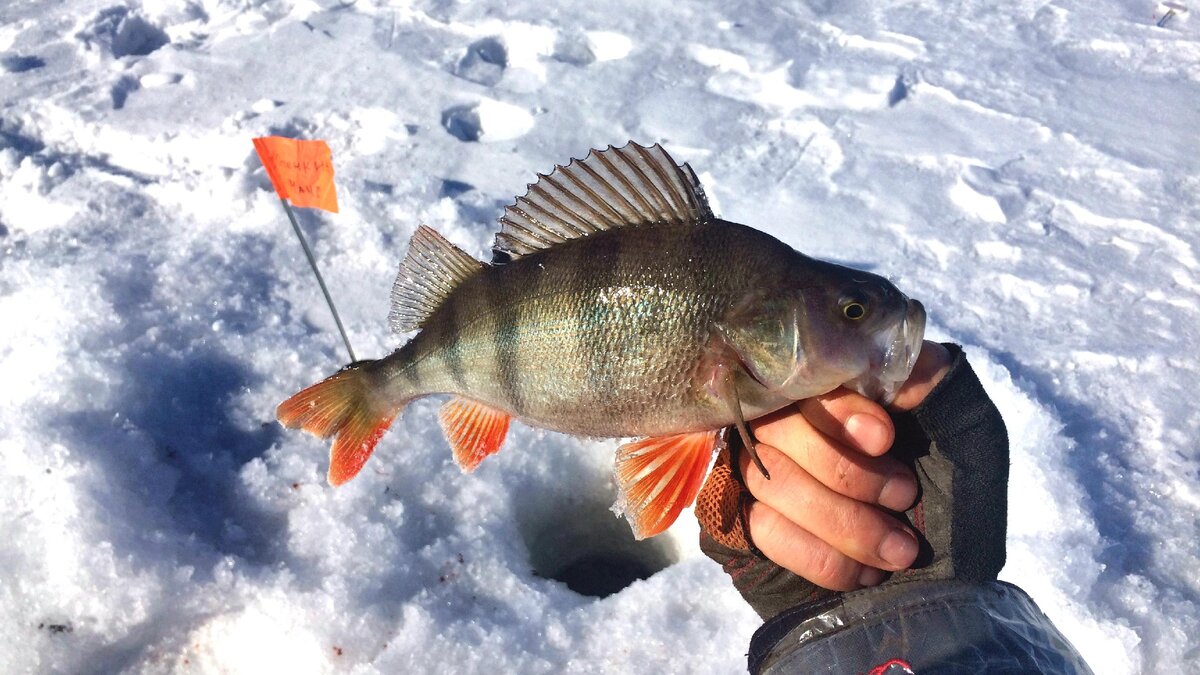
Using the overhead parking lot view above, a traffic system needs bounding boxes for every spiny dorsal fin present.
[493,142,714,260]
[390,225,484,334]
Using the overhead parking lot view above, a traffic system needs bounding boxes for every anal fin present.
[613,430,721,540]
[438,397,512,472]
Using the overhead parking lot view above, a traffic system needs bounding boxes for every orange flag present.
[253,136,339,213]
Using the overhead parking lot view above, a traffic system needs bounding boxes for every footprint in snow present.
[139,72,183,88]
[960,164,1032,223]
[1,54,46,72]
[109,71,182,110]
[441,98,534,143]
[453,36,508,86]
[554,30,633,65]
[552,32,597,66]
[77,6,170,58]
[111,75,139,110]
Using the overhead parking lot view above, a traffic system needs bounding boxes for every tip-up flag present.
[253,136,339,213]
[254,135,354,361]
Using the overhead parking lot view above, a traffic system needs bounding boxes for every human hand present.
[697,341,985,619]
[720,348,1074,675]
[740,342,953,588]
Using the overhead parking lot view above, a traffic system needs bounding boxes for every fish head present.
[773,261,926,404]
[838,294,926,404]
[717,257,925,406]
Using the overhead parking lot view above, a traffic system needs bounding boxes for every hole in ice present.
[518,481,678,598]
[525,509,677,597]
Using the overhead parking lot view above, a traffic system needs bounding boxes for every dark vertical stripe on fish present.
[441,294,467,389]
[513,253,551,403]
[487,266,524,412]
[400,343,422,388]
[579,232,623,406]
[694,223,721,302]
[686,224,716,406]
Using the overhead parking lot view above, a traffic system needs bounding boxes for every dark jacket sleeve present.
[748,346,1092,673]
[751,580,1094,674]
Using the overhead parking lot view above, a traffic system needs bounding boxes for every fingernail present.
[858,566,886,587]
[879,529,918,568]
[846,414,888,454]
[878,473,917,511]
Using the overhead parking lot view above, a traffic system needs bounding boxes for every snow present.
[1,0,1197,672]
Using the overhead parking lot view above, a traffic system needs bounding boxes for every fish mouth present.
[848,299,927,404]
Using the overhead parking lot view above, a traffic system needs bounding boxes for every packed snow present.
[1,0,1197,672]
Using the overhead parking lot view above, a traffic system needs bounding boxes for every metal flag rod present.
[280,197,357,362]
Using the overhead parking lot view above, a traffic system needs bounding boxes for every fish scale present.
[277,142,926,539]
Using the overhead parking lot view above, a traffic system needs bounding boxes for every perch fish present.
[277,142,925,539]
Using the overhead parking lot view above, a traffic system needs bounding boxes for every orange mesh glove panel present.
[696,434,837,620]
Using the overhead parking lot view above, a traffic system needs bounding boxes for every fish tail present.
[277,361,403,486]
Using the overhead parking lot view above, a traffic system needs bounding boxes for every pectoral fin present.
[707,361,771,481]
[438,397,512,472]
[613,430,721,540]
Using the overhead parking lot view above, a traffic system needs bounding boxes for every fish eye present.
[841,301,867,321]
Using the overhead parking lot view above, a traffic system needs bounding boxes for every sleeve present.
[749,580,1094,674]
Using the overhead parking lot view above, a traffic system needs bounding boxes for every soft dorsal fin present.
[493,141,714,260]
[389,225,484,334]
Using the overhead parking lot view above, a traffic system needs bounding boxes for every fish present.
[277,141,926,539]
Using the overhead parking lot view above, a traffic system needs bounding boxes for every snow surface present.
[1,0,1198,672]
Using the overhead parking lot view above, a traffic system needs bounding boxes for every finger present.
[751,411,915,511]
[746,501,886,591]
[794,389,894,457]
[741,444,919,572]
[889,340,953,411]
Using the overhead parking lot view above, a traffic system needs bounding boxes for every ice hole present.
[518,486,678,598]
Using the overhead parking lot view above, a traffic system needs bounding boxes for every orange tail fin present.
[277,363,398,486]
[613,430,721,540]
